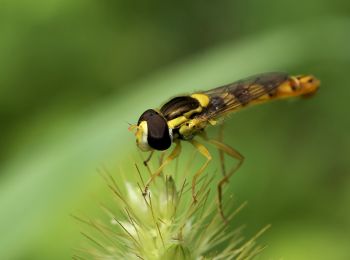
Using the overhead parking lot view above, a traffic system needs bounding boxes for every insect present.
[130,72,320,219]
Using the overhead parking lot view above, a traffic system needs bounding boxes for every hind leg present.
[200,131,244,221]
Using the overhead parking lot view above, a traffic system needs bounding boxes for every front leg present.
[143,140,181,196]
[143,151,154,166]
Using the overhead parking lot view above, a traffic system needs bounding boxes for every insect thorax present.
[160,94,210,140]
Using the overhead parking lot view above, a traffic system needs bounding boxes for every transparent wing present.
[198,72,289,120]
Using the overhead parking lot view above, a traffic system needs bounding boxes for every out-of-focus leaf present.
[0,18,349,259]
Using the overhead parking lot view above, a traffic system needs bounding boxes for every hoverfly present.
[130,72,320,219]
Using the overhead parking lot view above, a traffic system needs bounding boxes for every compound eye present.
[138,109,172,151]
[138,109,155,125]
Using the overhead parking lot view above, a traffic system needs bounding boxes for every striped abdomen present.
[203,72,320,119]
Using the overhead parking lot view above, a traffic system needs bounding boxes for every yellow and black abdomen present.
[201,72,320,120]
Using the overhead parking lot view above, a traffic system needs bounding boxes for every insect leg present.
[207,139,244,221]
[218,124,226,176]
[189,139,212,202]
[143,151,154,166]
[143,140,181,196]
[200,126,226,176]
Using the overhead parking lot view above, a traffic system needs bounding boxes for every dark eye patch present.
[138,109,171,151]
[138,109,161,125]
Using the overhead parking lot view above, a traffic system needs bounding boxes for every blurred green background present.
[1,0,350,259]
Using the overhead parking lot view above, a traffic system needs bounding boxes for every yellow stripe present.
[168,116,188,129]
[167,105,204,129]
[191,93,210,107]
